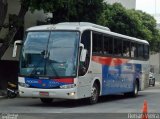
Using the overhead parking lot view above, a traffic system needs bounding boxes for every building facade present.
[104,0,136,9]
[0,0,51,61]
[157,23,160,29]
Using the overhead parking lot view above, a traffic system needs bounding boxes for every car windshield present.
[20,31,79,77]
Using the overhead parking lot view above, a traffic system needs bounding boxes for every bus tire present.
[40,98,53,104]
[125,80,139,97]
[88,82,99,104]
[132,80,139,97]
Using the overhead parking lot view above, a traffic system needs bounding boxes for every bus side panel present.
[92,56,143,95]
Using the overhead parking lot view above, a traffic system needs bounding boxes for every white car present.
[149,72,155,86]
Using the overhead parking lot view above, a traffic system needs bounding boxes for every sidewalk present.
[0,96,3,98]
[0,96,5,99]
[0,90,7,99]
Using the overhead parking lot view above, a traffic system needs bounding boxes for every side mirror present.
[79,43,87,76]
[80,43,87,62]
[12,40,22,57]
[80,49,87,62]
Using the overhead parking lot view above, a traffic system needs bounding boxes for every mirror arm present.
[12,40,22,57]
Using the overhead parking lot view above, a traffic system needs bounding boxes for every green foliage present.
[98,3,160,51]
[27,0,103,24]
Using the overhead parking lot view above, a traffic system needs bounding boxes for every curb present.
[0,96,6,99]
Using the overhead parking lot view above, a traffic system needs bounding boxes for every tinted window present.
[103,35,113,55]
[81,31,91,54]
[138,44,144,59]
[79,30,91,76]
[123,40,130,57]
[93,33,103,54]
[144,45,149,59]
[131,42,137,58]
[114,38,122,56]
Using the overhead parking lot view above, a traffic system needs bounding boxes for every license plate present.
[39,92,49,96]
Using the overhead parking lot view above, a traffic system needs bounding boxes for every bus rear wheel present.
[40,98,53,104]
[125,80,138,97]
[88,83,99,104]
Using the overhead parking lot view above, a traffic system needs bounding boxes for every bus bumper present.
[18,86,78,99]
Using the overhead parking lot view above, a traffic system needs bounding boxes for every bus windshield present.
[20,31,79,77]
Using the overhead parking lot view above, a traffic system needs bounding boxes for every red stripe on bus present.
[92,56,128,66]
[54,78,74,83]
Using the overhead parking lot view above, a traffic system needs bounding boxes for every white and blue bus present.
[13,22,149,104]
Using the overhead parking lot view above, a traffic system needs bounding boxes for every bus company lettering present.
[26,79,61,85]
[105,80,132,88]
[26,80,39,84]
[49,81,61,85]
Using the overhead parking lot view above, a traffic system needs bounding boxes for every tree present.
[98,3,160,51]
[29,0,103,24]
[0,0,30,59]
[0,0,8,32]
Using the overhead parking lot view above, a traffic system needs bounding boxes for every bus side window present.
[123,40,130,57]
[93,33,103,54]
[114,38,122,56]
[144,45,149,60]
[79,30,91,76]
[103,35,113,55]
[134,43,138,58]
[131,42,136,58]
[103,36,109,55]
[138,44,144,59]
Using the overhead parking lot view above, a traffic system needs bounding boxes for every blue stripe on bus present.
[102,63,142,95]
[25,78,73,89]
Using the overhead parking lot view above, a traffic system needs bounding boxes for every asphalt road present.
[0,85,160,119]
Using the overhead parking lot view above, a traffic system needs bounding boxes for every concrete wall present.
[104,0,136,9]
[149,53,160,74]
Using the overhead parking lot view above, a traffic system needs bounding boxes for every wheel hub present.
[91,86,97,101]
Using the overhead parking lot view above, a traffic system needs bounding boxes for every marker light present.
[68,92,76,96]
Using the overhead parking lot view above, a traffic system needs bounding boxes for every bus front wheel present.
[88,82,99,104]
[40,98,53,104]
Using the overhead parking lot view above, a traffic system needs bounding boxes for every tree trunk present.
[0,0,8,31]
[0,0,30,59]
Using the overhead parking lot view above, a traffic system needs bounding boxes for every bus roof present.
[26,22,149,44]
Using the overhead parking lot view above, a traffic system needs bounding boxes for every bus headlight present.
[18,82,30,88]
[60,84,76,89]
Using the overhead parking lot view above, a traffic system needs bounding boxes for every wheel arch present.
[91,78,101,96]
[135,78,140,91]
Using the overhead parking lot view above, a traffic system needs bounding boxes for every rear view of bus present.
[13,22,149,104]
